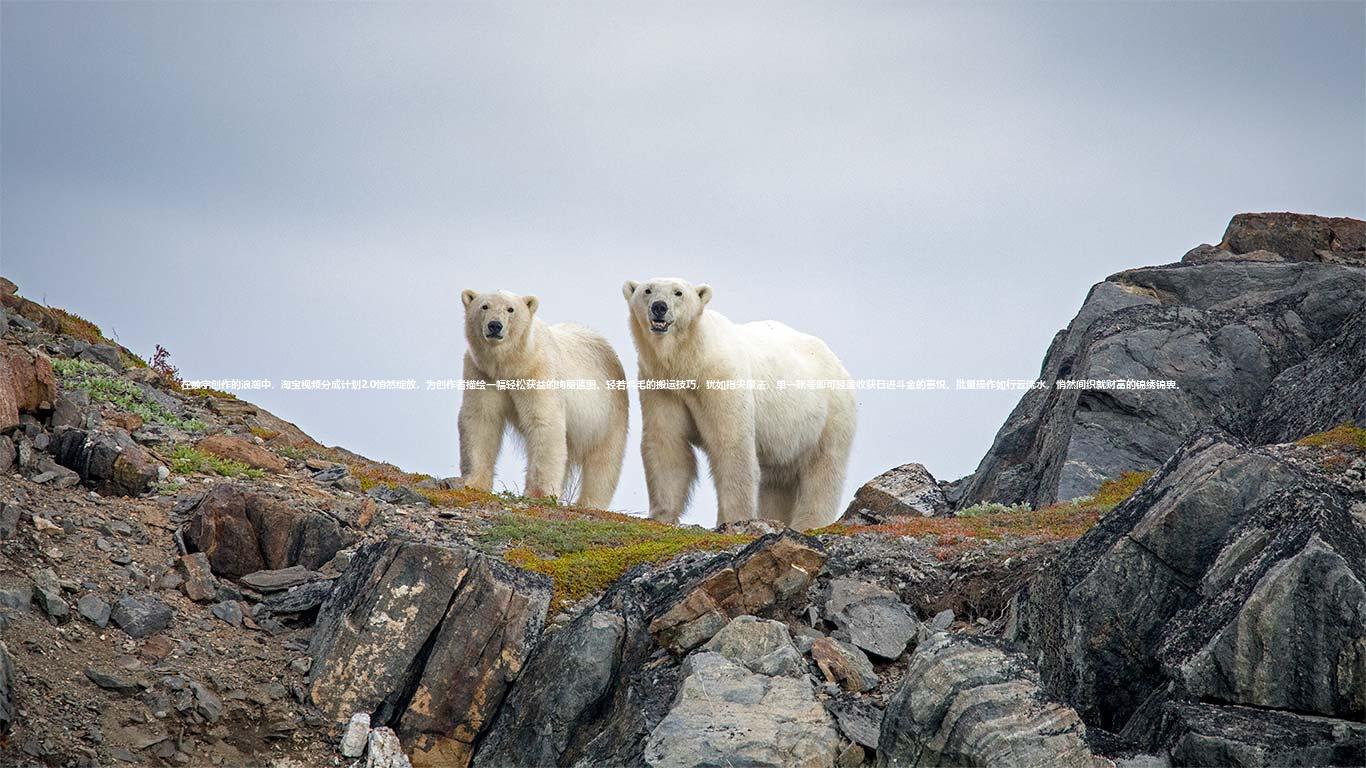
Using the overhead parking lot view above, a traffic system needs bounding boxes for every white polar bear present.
[459,289,629,509]
[623,278,856,530]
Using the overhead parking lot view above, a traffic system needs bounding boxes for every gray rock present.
[111,594,173,638]
[210,601,242,627]
[811,637,877,692]
[189,680,223,722]
[0,643,13,736]
[260,579,333,614]
[76,594,110,627]
[700,615,805,678]
[958,215,1366,508]
[49,426,159,496]
[644,652,840,768]
[841,463,950,523]
[930,608,954,630]
[1220,212,1365,264]
[365,727,411,768]
[0,579,32,612]
[341,712,371,758]
[239,566,321,592]
[366,484,430,506]
[1155,701,1365,768]
[32,568,69,622]
[176,553,218,602]
[0,503,19,540]
[51,390,95,430]
[829,699,882,750]
[1012,431,1366,738]
[85,668,141,693]
[878,634,1102,768]
[826,578,920,659]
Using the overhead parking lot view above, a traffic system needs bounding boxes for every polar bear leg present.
[458,384,507,493]
[787,420,853,530]
[641,391,697,524]
[514,391,568,499]
[576,428,627,510]
[758,479,796,523]
[694,392,759,524]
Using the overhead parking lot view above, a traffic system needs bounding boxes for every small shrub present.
[50,307,107,346]
[183,386,237,400]
[1091,470,1155,508]
[167,444,263,479]
[151,344,183,390]
[53,358,205,432]
[956,501,1032,518]
[1297,423,1366,451]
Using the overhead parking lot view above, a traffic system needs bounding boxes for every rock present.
[210,601,243,627]
[341,712,371,758]
[1011,431,1366,738]
[878,634,1103,768]
[176,553,219,602]
[0,580,32,611]
[644,652,840,768]
[649,531,827,654]
[930,608,954,630]
[3,344,56,414]
[825,578,920,659]
[836,743,864,768]
[103,411,143,433]
[0,643,13,736]
[1221,212,1366,264]
[472,608,626,768]
[181,484,349,577]
[308,539,550,768]
[829,699,882,750]
[0,278,14,296]
[0,503,19,540]
[32,568,70,621]
[190,680,224,722]
[841,463,950,523]
[290,656,312,675]
[0,436,13,474]
[240,566,321,593]
[957,215,1366,507]
[811,637,877,692]
[48,427,159,496]
[195,434,287,473]
[84,668,141,693]
[365,727,412,768]
[261,580,333,615]
[110,594,173,638]
[76,594,111,627]
[1151,701,1366,768]
[700,615,805,678]
[366,484,430,506]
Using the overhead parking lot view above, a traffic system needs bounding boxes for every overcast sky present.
[3,1,1362,524]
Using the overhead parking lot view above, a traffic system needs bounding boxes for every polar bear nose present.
[650,301,668,319]
[486,320,503,336]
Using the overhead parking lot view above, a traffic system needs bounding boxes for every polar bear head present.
[462,289,539,348]
[622,278,712,338]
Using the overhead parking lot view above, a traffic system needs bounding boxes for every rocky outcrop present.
[49,427,159,496]
[1146,701,1365,768]
[956,213,1366,507]
[475,531,827,768]
[307,538,550,768]
[195,434,288,473]
[1009,430,1366,756]
[877,634,1102,768]
[840,463,949,523]
[181,484,349,577]
[825,577,922,659]
[644,651,840,768]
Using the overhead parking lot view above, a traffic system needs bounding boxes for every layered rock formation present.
[956,213,1366,507]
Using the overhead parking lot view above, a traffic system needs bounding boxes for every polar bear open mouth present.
[484,332,505,342]
[650,320,673,333]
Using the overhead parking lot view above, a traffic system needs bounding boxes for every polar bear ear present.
[696,284,713,305]
[524,295,540,315]
[622,281,639,301]
[461,289,479,307]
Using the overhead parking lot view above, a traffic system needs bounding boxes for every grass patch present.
[249,426,281,441]
[1091,470,1155,507]
[488,512,749,608]
[54,358,206,433]
[166,444,263,479]
[183,386,237,400]
[1297,423,1366,451]
[50,307,107,345]
[957,501,1033,517]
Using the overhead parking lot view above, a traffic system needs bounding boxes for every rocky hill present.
[0,212,1363,768]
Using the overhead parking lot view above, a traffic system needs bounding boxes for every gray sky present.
[3,1,1362,525]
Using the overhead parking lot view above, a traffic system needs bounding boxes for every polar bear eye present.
[481,304,489,310]
[506,307,514,313]
[674,290,682,297]
[643,289,651,295]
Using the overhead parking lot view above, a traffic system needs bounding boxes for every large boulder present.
[1009,431,1366,739]
[1148,701,1365,768]
[956,213,1366,507]
[840,463,949,523]
[195,434,287,473]
[644,651,840,768]
[877,634,1102,768]
[3,345,56,414]
[1219,212,1366,265]
[180,484,349,577]
[308,538,550,768]
[49,427,159,496]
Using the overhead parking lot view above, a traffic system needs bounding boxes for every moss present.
[183,386,237,400]
[491,515,748,608]
[249,427,281,441]
[1091,470,1155,508]
[275,445,308,462]
[53,358,206,433]
[1297,423,1366,451]
[166,444,263,479]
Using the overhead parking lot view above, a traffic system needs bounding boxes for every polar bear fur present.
[623,278,856,529]
[459,289,628,508]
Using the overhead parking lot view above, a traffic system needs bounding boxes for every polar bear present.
[459,289,629,509]
[623,278,856,529]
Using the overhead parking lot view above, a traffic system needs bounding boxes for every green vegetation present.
[481,510,749,608]
[956,501,1033,517]
[1091,470,1155,507]
[53,358,206,432]
[166,444,263,479]
[1297,423,1366,451]
[47,306,147,368]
